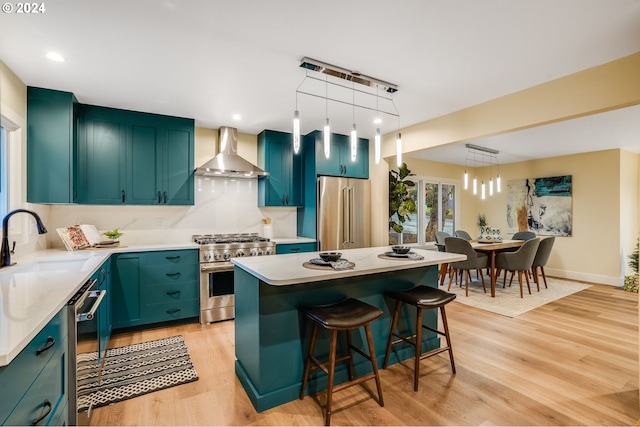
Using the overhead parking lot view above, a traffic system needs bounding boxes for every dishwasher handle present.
[77,289,106,322]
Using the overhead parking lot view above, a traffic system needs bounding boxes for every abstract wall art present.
[506,175,572,236]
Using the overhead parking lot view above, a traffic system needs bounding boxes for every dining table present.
[438,239,525,297]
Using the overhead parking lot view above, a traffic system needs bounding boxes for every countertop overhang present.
[231,246,465,286]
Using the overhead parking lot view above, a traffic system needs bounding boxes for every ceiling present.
[1,0,639,165]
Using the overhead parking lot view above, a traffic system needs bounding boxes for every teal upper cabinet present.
[257,130,302,207]
[27,87,78,203]
[306,130,369,179]
[77,105,194,205]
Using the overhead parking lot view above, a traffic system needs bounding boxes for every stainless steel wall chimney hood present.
[195,127,268,178]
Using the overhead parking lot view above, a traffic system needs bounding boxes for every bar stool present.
[299,298,384,425]
[383,286,456,391]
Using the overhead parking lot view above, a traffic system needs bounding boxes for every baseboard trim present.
[545,268,622,287]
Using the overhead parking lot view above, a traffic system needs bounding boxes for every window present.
[0,125,7,218]
[390,177,458,245]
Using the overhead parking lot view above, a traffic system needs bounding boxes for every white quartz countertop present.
[231,246,465,286]
[0,243,199,367]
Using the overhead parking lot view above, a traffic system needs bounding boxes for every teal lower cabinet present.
[0,309,68,426]
[275,242,316,254]
[234,265,439,412]
[111,249,198,329]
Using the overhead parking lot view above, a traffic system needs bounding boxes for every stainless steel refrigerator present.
[317,176,371,251]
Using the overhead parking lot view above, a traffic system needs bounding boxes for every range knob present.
[257,249,264,256]
[223,252,231,260]
[213,252,221,261]
[250,248,258,256]
[236,249,245,257]
[265,247,272,255]
[203,252,212,261]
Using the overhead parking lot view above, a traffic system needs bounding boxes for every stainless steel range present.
[196,233,275,324]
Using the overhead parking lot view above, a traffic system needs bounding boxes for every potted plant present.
[103,228,124,240]
[624,238,638,292]
[389,163,416,245]
[477,214,491,241]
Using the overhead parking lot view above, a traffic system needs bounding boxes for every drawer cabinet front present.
[144,263,198,285]
[144,281,198,305]
[3,339,67,426]
[0,310,67,418]
[142,299,199,324]
[276,242,316,254]
[145,250,198,267]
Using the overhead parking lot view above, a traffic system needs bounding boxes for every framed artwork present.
[506,175,572,236]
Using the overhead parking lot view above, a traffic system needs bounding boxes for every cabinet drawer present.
[3,339,67,426]
[144,263,198,285]
[145,250,198,267]
[143,281,198,305]
[276,242,316,254]
[142,299,199,324]
[0,310,67,419]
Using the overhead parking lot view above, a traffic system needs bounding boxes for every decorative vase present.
[490,227,503,242]
[478,226,492,242]
[624,275,638,293]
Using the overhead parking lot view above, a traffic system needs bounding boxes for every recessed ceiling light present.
[46,52,65,62]
[232,114,241,121]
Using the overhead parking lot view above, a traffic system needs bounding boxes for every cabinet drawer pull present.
[165,256,180,261]
[36,337,55,356]
[31,399,51,425]
[166,290,181,297]
[166,272,181,278]
[158,191,162,203]
[166,308,180,315]
[121,189,126,203]
[289,247,300,251]
[163,191,167,204]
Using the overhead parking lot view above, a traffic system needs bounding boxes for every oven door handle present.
[77,290,106,322]
[200,263,233,273]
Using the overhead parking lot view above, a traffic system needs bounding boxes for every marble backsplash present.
[46,177,298,249]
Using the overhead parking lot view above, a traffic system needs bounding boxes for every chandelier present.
[293,57,401,164]
[463,144,501,200]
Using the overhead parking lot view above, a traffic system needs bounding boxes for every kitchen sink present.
[12,258,89,273]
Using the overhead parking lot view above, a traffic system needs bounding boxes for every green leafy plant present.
[389,163,416,233]
[629,238,639,275]
[103,228,124,239]
[477,214,487,227]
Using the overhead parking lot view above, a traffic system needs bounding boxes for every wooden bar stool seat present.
[299,298,384,425]
[383,286,456,391]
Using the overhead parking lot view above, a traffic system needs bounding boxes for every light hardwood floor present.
[89,283,638,426]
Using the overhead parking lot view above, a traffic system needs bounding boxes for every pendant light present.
[323,75,331,159]
[464,144,502,199]
[396,132,402,167]
[464,170,468,190]
[489,176,494,196]
[350,81,357,162]
[292,110,300,154]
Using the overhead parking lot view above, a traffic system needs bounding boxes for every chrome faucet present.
[1,209,48,268]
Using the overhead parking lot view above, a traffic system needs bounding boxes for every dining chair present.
[435,231,451,246]
[495,238,541,298]
[444,237,488,296]
[454,230,473,240]
[435,231,452,283]
[512,231,536,240]
[531,236,555,289]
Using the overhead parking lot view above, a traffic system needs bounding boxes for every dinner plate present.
[309,258,347,266]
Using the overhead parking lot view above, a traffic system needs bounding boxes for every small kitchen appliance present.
[195,233,275,324]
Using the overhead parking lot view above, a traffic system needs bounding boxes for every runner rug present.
[446,275,592,317]
[77,335,198,411]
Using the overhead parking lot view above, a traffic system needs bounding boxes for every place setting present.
[378,245,425,261]
[303,252,355,270]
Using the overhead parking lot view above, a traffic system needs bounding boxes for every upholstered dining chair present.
[435,231,451,247]
[435,231,452,283]
[444,237,488,297]
[512,231,536,240]
[454,230,473,240]
[531,237,555,289]
[495,238,541,298]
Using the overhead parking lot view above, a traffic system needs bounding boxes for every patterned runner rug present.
[77,335,198,411]
[445,275,592,317]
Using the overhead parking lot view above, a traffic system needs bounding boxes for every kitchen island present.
[231,246,465,412]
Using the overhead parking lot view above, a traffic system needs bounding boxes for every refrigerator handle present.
[342,186,350,248]
[349,186,355,244]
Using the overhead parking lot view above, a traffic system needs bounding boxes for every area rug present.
[77,335,198,411]
[446,275,591,317]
